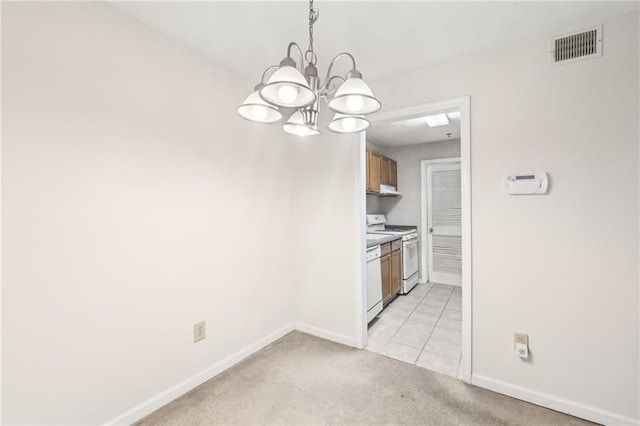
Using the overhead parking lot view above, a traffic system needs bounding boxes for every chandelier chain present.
[305,0,319,66]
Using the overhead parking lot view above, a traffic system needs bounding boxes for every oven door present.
[402,238,419,279]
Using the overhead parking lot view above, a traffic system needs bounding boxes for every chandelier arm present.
[321,75,345,97]
[260,65,280,85]
[323,53,357,88]
[286,42,306,73]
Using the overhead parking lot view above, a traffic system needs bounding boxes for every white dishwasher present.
[366,245,383,323]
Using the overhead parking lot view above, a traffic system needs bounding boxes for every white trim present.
[367,96,472,384]
[104,323,296,426]
[472,374,640,426]
[294,322,357,347]
[369,97,470,127]
[357,133,368,350]
[420,157,461,285]
[459,96,472,385]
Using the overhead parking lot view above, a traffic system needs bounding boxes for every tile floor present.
[365,283,462,378]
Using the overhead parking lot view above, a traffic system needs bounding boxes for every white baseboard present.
[294,322,357,347]
[105,323,358,425]
[104,323,296,426]
[472,374,639,426]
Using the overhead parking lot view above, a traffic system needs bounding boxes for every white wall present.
[1,3,296,424]
[371,10,639,422]
[366,140,386,153]
[3,2,638,425]
[291,103,364,346]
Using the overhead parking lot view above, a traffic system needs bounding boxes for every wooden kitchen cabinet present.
[380,156,397,188]
[367,149,397,191]
[391,249,402,296]
[366,149,381,193]
[381,240,403,306]
[381,156,390,186]
[389,159,397,188]
[380,253,391,305]
[380,241,391,256]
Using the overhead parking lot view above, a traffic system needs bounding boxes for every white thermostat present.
[505,172,548,195]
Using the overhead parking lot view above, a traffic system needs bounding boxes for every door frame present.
[421,157,461,285]
[358,96,472,384]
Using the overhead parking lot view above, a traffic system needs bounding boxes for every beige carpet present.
[135,331,593,425]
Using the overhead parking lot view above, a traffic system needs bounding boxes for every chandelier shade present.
[327,77,381,115]
[237,0,380,135]
[283,111,321,136]
[260,65,316,108]
[328,113,370,133]
[236,90,283,123]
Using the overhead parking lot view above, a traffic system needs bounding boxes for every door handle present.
[429,228,434,233]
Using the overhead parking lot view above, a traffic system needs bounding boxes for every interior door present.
[427,163,462,286]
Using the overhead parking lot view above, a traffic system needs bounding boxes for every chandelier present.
[237,0,381,136]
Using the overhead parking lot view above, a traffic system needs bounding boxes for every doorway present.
[359,97,471,383]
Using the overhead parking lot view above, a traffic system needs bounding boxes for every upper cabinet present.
[389,159,397,188]
[381,156,390,186]
[380,155,397,188]
[366,149,381,193]
[367,148,398,194]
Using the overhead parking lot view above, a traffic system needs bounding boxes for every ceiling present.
[367,108,461,147]
[111,1,639,84]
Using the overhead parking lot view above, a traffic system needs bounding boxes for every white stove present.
[366,214,420,294]
[367,214,418,240]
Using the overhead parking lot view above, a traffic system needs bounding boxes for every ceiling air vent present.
[550,25,602,66]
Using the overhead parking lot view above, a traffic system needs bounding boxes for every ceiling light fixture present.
[424,113,450,127]
[237,0,381,136]
[446,111,461,120]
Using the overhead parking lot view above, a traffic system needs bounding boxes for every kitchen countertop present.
[385,225,418,231]
[366,234,402,248]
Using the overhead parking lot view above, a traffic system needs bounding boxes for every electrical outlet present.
[514,332,528,347]
[194,321,206,343]
[514,332,529,358]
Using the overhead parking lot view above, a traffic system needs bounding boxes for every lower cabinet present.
[381,241,403,306]
[380,253,391,304]
[391,249,402,296]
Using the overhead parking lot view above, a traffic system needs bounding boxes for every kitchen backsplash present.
[366,194,382,214]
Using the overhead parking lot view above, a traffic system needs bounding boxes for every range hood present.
[378,184,401,197]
